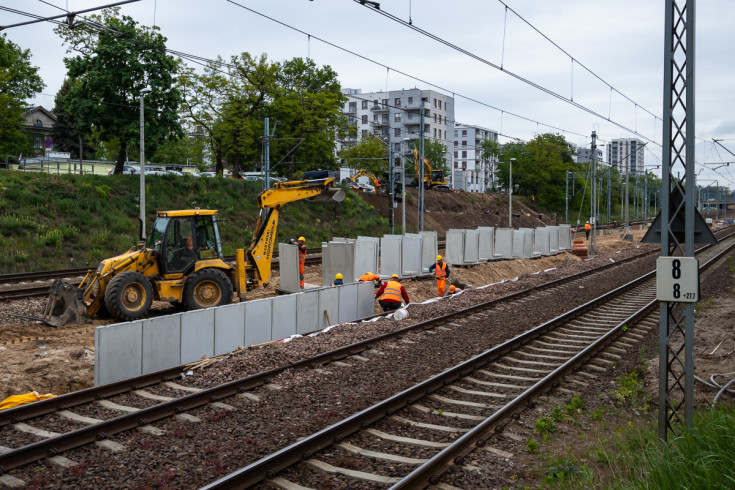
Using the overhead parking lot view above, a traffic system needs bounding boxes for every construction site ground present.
[1,227,670,401]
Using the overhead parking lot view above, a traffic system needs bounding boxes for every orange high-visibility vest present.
[298,246,306,271]
[359,273,380,282]
[434,262,447,280]
[186,235,194,251]
[584,223,591,231]
[380,280,403,303]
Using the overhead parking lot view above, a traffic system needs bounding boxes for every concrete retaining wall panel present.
[534,228,551,256]
[558,224,571,250]
[214,303,246,355]
[180,309,215,364]
[142,315,181,375]
[338,283,358,323]
[380,235,402,278]
[296,290,320,335]
[328,241,355,286]
[354,238,378,281]
[401,233,423,276]
[321,243,329,286]
[495,228,513,259]
[318,287,339,328]
[478,227,494,261]
[244,298,272,347]
[445,229,465,265]
[522,228,534,258]
[95,321,143,386]
[278,243,301,293]
[548,226,560,253]
[464,230,480,264]
[271,295,297,340]
[512,230,525,258]
[419,231,438,274]
[357,281,375,318]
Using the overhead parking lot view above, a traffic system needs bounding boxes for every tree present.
[422,139,448,173]
[338,134,388,174]
[479,138,501,190]
[51,79,95,160]
[0,34,44,156]
[55,9,183,174]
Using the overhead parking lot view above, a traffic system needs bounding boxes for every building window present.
[454,141,458,148]
[462,129,467,136]
[438,130,442,139]
[361,100,368,109]
[433,98,437,107]
[394,143,400,151]
[462,151,467,158]
[433,128,437,138]
[454,151,458,158]
[348,102,357,113]
[394,98,401,107]
[408,96,413,104]
[438,100,442,109]
[361,115,368,124]
[394,113,401,122]
[382,114,389,124]
[382,99,388,106]
[454,130,458,137]
[394,127,401,137]
[373,114,378,122]
[34,119,43,127]
[462,141,467,148]
[433,114,437,123]
[34,135,43,149]
[361,129,368,137]
[454,161,458,169]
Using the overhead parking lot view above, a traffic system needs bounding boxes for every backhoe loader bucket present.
[42,280,91,327]
[310,187,345,203]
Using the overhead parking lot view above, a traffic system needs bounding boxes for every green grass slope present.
[0,171,388,273]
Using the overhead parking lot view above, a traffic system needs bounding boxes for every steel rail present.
[0,243,664,474]
[201,234,735,489]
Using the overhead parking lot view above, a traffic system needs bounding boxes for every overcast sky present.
[4,0,735,188]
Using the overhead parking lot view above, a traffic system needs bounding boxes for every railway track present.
[0,232,729,487]
[202,234,735,489]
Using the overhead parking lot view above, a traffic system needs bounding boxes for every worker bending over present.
[358,272,381,286]
[290,236,307,288]
[332,273,344,286]
[375,274,410,312]
[428,255,450,297]
[444,284,462,296]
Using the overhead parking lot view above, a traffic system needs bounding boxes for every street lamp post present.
[509,158,515,228]
[139,86,152,239]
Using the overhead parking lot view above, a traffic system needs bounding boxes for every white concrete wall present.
[495,228,513,259]
[478,227,494,261]
[419,231,438,275]
[445,229,465,265]
[463,230,481,264]
[278,243,301,293]
[380,235,402,278]
[401,233,423,277]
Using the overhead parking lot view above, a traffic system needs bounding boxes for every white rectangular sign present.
[46,151,71,159]
[656,257,699,303]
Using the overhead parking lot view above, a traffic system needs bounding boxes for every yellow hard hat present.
[436,255,442,261]
[390,274,399,279]
[298,236,306,242]
[366,272,373,276]
[335,273,343,280]
[449,285,456,293]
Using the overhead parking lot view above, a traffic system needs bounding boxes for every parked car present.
[107,165,140,175]
[164,170,184,176]
[199,172,217,178]
[146,167,167,176]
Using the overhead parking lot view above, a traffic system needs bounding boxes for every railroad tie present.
[0,474,26,488]
[336,442,428,464]
[482,446,514,459]
[428,394,498,409]
[59,410,103,424]
[446,385,507,399]
[389,415,470,433]
[267,477,313,490]
[304,459,401,484]
[410,404,485,421]
[362,428,450,448]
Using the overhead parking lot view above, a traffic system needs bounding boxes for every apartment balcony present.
[403,131,432,141]
[404,101,431,112]
[370,104,389,112]
[371,119,390,128]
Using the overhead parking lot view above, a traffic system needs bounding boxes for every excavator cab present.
[148,211,224,275]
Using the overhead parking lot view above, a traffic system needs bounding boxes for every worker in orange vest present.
[290,236,307,288]
[584,221,591,240]
[444,284,462,297]
[375,274,410,312]
[428,255,450,297]
[331,273,344,286]
[358,272,381,286]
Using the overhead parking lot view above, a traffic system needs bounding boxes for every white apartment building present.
[575,146,603,164]
[452,124,499,192]
[607,138,644,176]
[338,88,454,176]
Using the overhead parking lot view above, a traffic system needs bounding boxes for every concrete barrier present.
[445,229,465,265]
[419,231,438,275]
[278,243,301,293]
[142,315,182,374]
[464,229,481,264]
[181,309,215,364]
[380,235,402,278]
[214,303,246,356]
[244,298,272,347]
[558,224,571,250]
[271,294,297,340]
[478,227,494,261]
[95,321,143,386]
[318,287,339,328]
[322,241,355,287]
[534,228,551,256]
[296,289,320,335]
[401,233,423,277]
[495,228,513,259]
[338,283,359,323]
[355,236,379,280]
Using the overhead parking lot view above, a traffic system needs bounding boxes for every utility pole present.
[509,158,514,227]
[624,153,630,231]
[389,144,395,234]
[79,135,83,175]
[590,131,597,255]
[419,107,425,232]
[565,170,569,223]
[264,118,270,191]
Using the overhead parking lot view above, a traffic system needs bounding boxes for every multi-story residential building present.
[576,146,603,164]
[452,124,499,192]
[338,88,454,179]
[607,138,644,176]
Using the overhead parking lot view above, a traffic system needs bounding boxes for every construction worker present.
[358,272,381,286]
[375,274,410,312]
[584,221,591,240]
[444,284,462,296]
[428,255,450,297]
[332,273,344,287]
[290,236,307,288]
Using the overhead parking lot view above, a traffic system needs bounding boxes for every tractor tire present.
[183,268,233,310]
[104,271,154,322]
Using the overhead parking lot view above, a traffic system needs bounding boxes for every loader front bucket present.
[310,187,346,203]
[42,280,91,327]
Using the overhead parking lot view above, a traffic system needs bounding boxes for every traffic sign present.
[656,257,699,302]
[44,137,53,149]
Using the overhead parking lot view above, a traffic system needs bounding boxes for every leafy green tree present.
[0,34,44,156]
[55,9,183,174]
[422,139,448,173]
[51,79,95,160]
[479,138,501,190]
[338,134,388,174]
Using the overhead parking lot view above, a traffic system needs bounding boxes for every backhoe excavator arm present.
[241,178,345,289]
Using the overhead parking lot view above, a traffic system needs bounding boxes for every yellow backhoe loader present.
[40,178,344,326]
[413,148,450,190]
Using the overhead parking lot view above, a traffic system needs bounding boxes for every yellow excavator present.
[41,178,344,326]
[347,169,384,195]
[413,148,450,190]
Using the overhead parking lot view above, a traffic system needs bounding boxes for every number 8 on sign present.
[656,257,699,303]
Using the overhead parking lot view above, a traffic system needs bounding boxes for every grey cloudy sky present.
[4,0,735,187]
